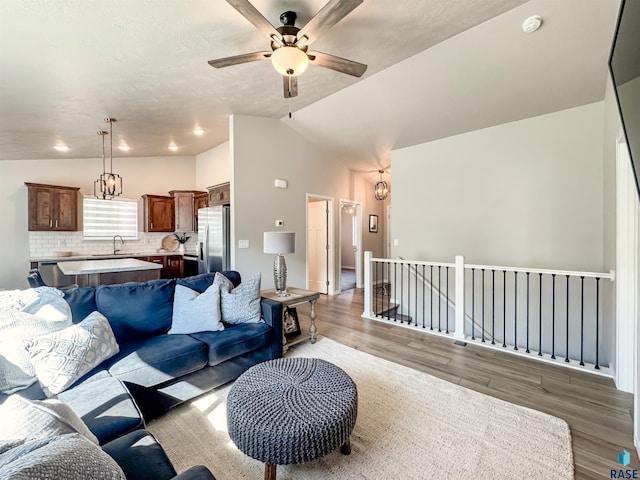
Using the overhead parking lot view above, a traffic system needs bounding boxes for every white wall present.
[229,114,384,292]
[195,142,230,190]
[390,101,613,365]
[0,156,196,290]
[391,102,605,271]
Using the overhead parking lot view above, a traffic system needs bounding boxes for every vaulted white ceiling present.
[0,0,620,179]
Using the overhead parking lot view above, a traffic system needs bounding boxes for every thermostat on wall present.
[275,178,288,189]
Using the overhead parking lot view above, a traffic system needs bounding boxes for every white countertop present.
[57,258,163,275]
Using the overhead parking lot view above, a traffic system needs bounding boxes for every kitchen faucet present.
[113,235,124,255]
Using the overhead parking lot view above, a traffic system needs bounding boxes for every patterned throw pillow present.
[213,272,262,324]
[0,287,73,394]
[0,434,125,480]
[0,396,98,454]
[0,310,72,394]
[168,284,224,334]
[25,311,119,397]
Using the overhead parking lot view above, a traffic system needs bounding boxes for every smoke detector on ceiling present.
[522,15,543,33]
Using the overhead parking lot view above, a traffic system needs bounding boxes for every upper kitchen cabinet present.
[169,190,206,233]
[25,182,80,231]
[142,194,175,232]
[194,192,209,233]
[194,191,209,211]
[207,182,230,207]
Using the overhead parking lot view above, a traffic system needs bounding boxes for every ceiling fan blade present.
[208,51,271,68]
[297,0,363,46]
[225,0,283,43]
[308,51,367,77]
[283,76,298,98]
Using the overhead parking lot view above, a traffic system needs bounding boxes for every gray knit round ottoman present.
[227,357,357,480]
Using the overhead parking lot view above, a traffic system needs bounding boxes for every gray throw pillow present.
[0,396,98,454]
[214,272,262,324]
[0,433,126,480]
[168,284,224,334]
[25,311,119,397]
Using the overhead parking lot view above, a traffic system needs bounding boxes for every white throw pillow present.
[0,312,73,394]
[0,287,73,394]
[25,311,119,397]
[0,396,98,454]
[169,284,224,334]
[0,287,70,321]
[0,287,74,394]
[214,272,262,324]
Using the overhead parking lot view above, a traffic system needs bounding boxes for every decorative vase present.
[178,243,185,253]
[273,254,289,296]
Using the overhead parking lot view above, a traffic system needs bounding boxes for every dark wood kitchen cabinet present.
[144,255,184,278]
[169,190,206,233]
[142,194,175,232]
[164,255,184,278]
[194,192,209,232]
[170,191,195,233]
[207,182,230,207]
[195,192,209,211]
[25,182,79,231]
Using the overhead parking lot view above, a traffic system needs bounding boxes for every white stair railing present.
[362,252,614,376]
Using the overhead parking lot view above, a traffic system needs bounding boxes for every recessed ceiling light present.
[522,15,543,33]
[53,144,69,152]
[168,144,178,152]
[193,129,204,136]
[118,145,130,152]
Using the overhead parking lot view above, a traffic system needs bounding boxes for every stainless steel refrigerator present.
[197,205,231,274]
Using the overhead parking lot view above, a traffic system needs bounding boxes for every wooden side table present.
[260,287,320,347]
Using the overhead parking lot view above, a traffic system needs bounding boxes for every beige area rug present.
[148,337,574,480]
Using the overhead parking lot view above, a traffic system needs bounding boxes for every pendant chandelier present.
[374,170,388,201]
[93,117,123,200]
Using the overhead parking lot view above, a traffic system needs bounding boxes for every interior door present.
[308,200,328,293]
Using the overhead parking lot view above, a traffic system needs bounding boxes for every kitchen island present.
[57,258,162,286]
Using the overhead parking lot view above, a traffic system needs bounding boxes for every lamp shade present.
[264,231,296,254]
[271,46,308,76]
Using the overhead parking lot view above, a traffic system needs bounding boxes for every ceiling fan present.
[208,0,367,99]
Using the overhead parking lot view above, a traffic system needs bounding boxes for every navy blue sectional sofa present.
[3,271,283,480]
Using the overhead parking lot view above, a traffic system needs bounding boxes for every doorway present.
[339,200,362,292]
[306,195,334,294]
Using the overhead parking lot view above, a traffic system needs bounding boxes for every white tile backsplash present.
[29,231,198,258]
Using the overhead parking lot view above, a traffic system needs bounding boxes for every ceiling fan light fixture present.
[271,46,308,76]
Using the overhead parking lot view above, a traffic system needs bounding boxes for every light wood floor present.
[294,288,637,479]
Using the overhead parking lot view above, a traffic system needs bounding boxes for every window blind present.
[83,197,138,240]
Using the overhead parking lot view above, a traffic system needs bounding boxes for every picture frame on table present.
[369,214,379,233]
[283,307,301,339]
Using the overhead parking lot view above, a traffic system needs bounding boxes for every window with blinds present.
[83,197,138,240]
